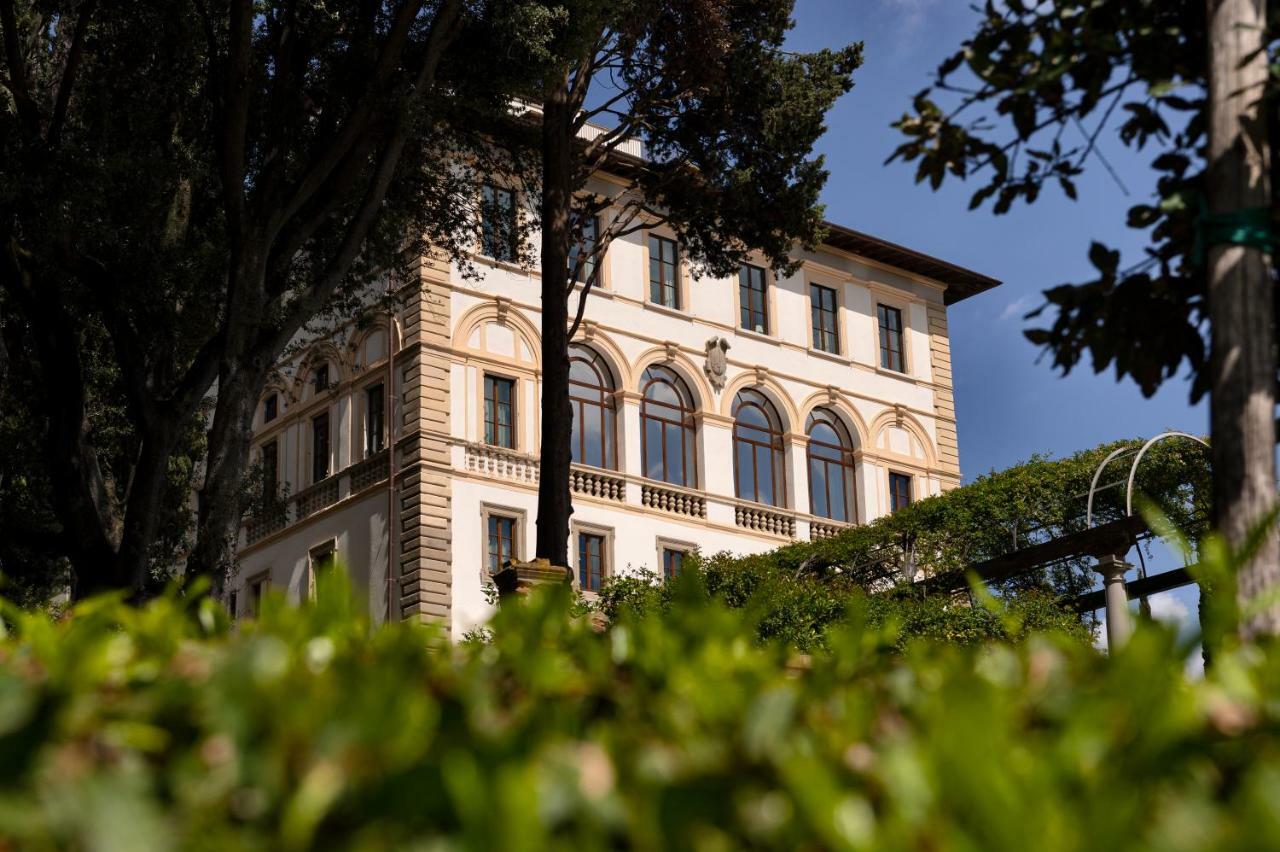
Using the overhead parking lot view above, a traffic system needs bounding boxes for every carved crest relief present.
[704,336,730,391]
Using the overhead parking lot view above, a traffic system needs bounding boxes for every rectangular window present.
[483,375,516,449]
[365,383,385,456]
[228,590,238,619]
[570,214,599,284]
[313,364,330,393]
[662,548,685,580]
[263,393,278,423]
[889,472,913,513]
[878,304,905,372]
[311,412,330,483]
[249,575,266,616]
[310,544,337,599]
[480,184,517,262]
[648,235,680,309]
[261,440,278,504]
[810,284,839,353]
[739,264,769,334]
[487,514,518,575]
[578,532,606,592]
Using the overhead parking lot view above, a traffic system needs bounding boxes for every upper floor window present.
[877,304,905,372]
[488,514,518,575]
[640,365,697,487]
[739,264,769,334]
[312,364,330,393]
[365,383,385,456]
[732,389,786,507]
[480,184,518,262]
[311,412,330,483]
[569,344,616,469]
[262,393,278,423]
[810,284,839,354]
[806,408,855,522]
[484,374,516,449]
[889,471,913,513]
[577,531,607,592]
[261,440,279,505]
[569,214,600,284]
[648,235,679,309]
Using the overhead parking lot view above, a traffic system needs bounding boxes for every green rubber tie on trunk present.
[1192,204,1277,266]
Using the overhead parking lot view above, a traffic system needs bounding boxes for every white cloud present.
[878,0,937,32]
[999,294,1038,321]
[1147,593,1191,626]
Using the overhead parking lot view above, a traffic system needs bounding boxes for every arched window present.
[640,365,697,486]
[807,408,856,522]
[569,344,617,469]
[733,389,786,506]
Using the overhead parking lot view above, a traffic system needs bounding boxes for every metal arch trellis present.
[1085,431,1210,530]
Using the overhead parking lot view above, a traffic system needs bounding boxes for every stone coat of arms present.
[704,336,730,391]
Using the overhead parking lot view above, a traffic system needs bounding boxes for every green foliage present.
[596,567,1091,652]
[0,570,1277,850]
[888,0,1276,400]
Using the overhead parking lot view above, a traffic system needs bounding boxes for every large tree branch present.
[47,0,97,149]
[219,0,253,234]
[0,0,41,136]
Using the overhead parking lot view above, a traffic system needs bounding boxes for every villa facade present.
[230,176,999,638]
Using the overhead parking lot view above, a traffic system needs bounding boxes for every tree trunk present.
[534,84,575,570]
[1205,0,1280,638]
[187,356,270,595]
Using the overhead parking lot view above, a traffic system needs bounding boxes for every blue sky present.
[786,0,1205,648]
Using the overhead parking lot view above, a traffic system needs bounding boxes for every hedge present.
[0,567,1275,850]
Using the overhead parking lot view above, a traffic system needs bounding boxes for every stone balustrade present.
[734,504,796,538]
[294,477,339,521]
[570,465,626,501]
[349,450,389,492]
[464,442,539,484]
[641,482,707,518]
[810,520,851,541]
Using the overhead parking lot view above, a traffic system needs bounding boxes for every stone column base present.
[493,558,572,600]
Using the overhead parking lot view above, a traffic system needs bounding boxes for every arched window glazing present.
[569,344,617,469]
[640,365,697,486]
[733,389,786,506]
[806,408,856,522]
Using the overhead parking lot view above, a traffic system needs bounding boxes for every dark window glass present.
[261,441,279,505]
[569,344,616,469]
[739,264,769,333]
[889,472,913,513]
[365,383,385,456]
[488,515,517,574]
[878,304,904,372]
[648,235,680,309]
[662,548,685,580]
[484,375,516,449]
[263,394,278,423]
[228,590,238,619]
[640,365,697,487]
[249,577,265,616]
[810,284,839,353]
[570,214,600,284]
[311,547,336,598]
[732,389,786,507]
[311,413,330,483]
[480,185,517,262]
[806,409,856,522]
[313,364,330,393]
[578,532,605,592]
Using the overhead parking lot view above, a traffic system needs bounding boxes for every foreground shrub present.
[0,575,1276,850]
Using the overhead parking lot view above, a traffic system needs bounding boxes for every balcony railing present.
[641,482,707,519]
[571,465,625,501]
[350,450,389,492]
[464,442,539,484]
[810,520,852,541]
[294,476,339,520]
[245,503,288,545]
[734,504,796,538]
